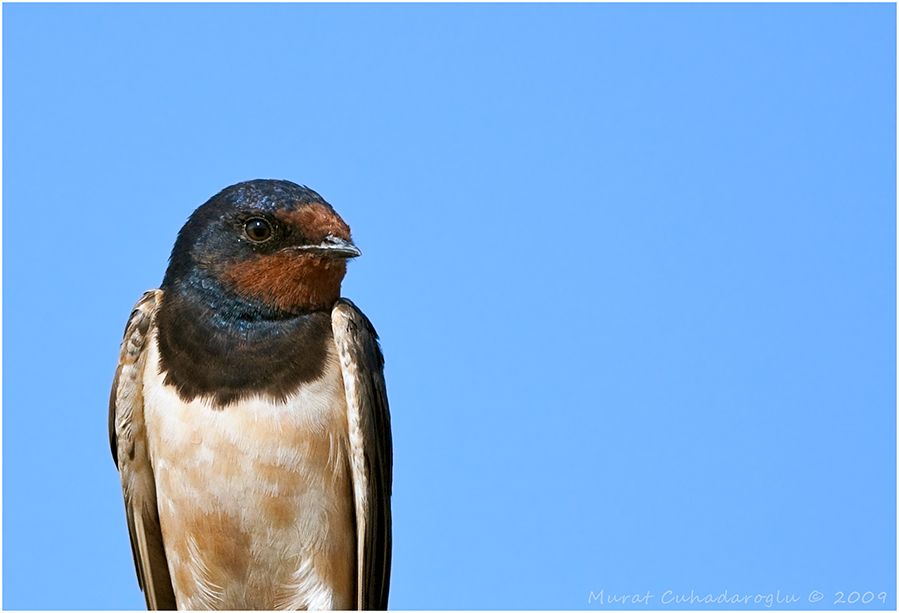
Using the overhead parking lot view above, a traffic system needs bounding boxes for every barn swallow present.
[109,180,392,610]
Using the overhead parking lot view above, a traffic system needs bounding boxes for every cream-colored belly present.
[142,335,355,610]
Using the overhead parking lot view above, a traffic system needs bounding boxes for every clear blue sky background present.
[3,3,895,610]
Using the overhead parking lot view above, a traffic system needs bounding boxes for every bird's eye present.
[244,218,273,242]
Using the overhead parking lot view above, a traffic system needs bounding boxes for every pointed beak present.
[291,235,362,259]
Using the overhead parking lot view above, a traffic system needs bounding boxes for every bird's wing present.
[109,289,177,611]
[332,299,394,610]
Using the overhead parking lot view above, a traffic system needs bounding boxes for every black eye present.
[244,218,273,242]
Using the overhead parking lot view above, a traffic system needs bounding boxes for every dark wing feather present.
[332,299,393,610]
[109,289,177,610]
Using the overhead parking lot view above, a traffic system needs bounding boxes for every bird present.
[109,179,392,610]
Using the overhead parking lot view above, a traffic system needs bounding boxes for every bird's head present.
[163,179,359,315]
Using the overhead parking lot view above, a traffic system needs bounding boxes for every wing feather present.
[109,289,177,610]
[332,299,393,610]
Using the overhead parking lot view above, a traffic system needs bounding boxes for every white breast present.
[141,332,355,610]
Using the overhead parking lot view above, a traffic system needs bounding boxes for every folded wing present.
[332,299,394,610]
[109,289,177,610]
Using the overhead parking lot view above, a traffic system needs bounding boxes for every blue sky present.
[3,3,895,610]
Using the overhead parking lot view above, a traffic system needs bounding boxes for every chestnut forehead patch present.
[275,203,351,242]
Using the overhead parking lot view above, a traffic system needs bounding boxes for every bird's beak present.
[291,235,362,259]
